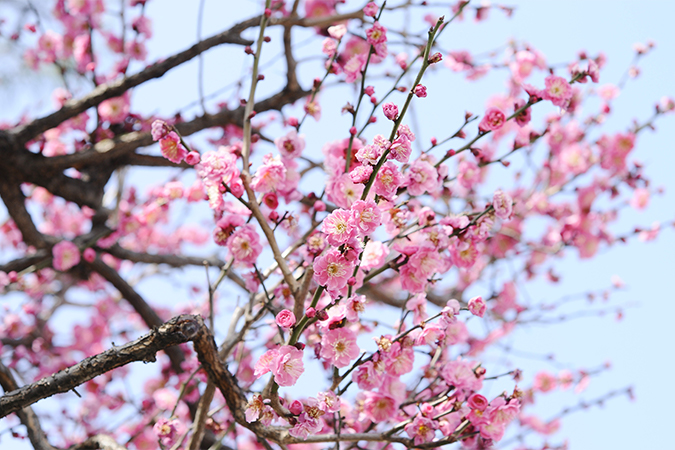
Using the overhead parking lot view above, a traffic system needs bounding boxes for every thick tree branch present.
[87,257,186,374]
[0,362,58,450]
[0,315,202,419]
[103,245,247,291]
[11,23,254,144]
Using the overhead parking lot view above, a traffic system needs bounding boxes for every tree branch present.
[0,315,202,419]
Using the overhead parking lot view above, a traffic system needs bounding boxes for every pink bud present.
[305,307,317,318]
[313,200,326,212]
[83,248,96,263]
[287,117,299,127]
[185,151,200,165]
[349,126,357,135]
[289,400,303,415]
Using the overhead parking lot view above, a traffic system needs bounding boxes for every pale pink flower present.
[457,159,481,189]
[327,24,347,40]
[374,161,405,199]
[382,341,414,376]
[227,224,262,267]
[98,94,130,124]
[442,359,483,391]
[360,240,389,270]
[322,209,357,246]
[406,294,428,325]
[356,142,385,165]
[415,323,445,346]
[38,30,63,63]
[352,360,384,390]
[493,190,513,220]
[52,241,80,271]
[252,154,286,193]
[349,164,373,183]
[478,107,506,132]
[245,394,265,422]
[362,392,398,423]
[304,0,335,18]
[533,371,557,393]
[313,249,354,291]
[407,158,439,196]
[388,134,412,163]
[131,15,153,38]
[468,296,486,317]
[350,200,381,236]
[317,390,341,413]
[345,294,367,321]
[320,327,360,368]
[326,173,364,208]
[630,188,650,210]
[363,1,378,17]
[159,131,188,164]
[254,348,279,378]
[275,130,305,159]
[271,345,304,386]
[275,310,296,328]
[151,120,171,141]
[543,75,573,108]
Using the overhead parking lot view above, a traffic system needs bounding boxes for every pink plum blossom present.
[478,107,506,132]
[275,310,296,328]
[313,249,354,291]
[468,296,486,317]
[493,189,513,220]
[52,241,80,271]
[320,327,360,368]
[271,345,305,386]
[227,224,262,267]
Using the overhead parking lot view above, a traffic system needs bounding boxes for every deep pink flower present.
[159,132,188,164]
[320,327,360,368]
[382,102,399,121]
[275,309,296,328]
[514,99,531,127]
[468,393,489,411]
[153,418,182,447]
[478,107,506,132]
[82,247,96,263]
[52,241,80,271]
[414,84,428,98]
[404,415,438,445]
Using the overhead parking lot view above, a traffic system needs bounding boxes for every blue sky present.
[2,1,674,449]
